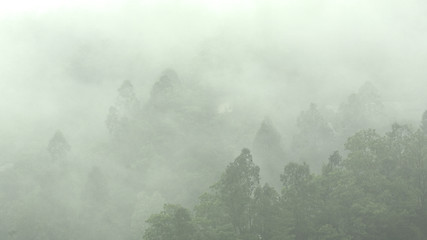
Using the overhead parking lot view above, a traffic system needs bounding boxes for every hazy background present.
[1,0,427,239]
[2,0,427,157]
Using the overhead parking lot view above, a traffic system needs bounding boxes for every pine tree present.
[292,103,334,171]
[47,130,70,160]
[213,148,260,236]
[106,80,140,140]
[253,117,285,187]
[149,69,181,110]
[338,82,385,135]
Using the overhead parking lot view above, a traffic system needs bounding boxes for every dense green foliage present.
[144,123,427,240]
[1,70,425,240]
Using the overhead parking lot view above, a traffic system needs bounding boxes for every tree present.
[143,204,195,240]
[116,80,140,116]
[131,192,166,239]
[106,106,122,139]
[338,82,386,136]
[149,69,181,110]
[47,130,70,160]
[251,184,281,240]
[140,119,427,240]
[194,192,236,240]
[296,103,332,138]
[292,103,334,172]
[322,151,343,175]
[253,117,286,187]
[335,126,424,240]
[281,162,312,192]
[213,148,260,236]
[106,80,140,140]
[405,113,427,234]
[280,162,315,240]
[343,129,383,178]
[194,149,284,240]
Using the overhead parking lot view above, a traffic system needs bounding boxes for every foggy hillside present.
[1,0,427,239]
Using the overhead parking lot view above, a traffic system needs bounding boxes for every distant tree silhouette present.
[253,117,285,187]
[47,130,70,160]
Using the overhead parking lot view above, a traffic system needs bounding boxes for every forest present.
[1,1,427,240]
[119,74,427,240]
[2,70,427,239]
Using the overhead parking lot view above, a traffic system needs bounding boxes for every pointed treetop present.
[161,68,179,82]
[220,147,260,193]
[47,130,70,160]
[115,80,139,114]
[157,68,180,89]
[297,102,330,133]
[255,117,282,147]
[150,69,181,105]
[235,148,253,164]
[118,80,135,99]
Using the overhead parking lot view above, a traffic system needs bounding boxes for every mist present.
[1,0,427,239]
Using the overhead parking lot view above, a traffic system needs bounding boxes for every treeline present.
[143,115,427,240]
[0,69,419,240]
[104,69,390,192]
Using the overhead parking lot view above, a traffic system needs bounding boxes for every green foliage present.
[322,151,343,175]
[212,148,260,236]
[194,193,236,240]
[142,114,427,240]
[143,204,195,240]
[280,162,316,240]
[281,162,311,191]
[251,184,281,240]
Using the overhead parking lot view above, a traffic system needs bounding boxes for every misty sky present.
[1,0,427,158]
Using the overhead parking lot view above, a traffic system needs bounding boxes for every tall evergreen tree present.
[292,103,334,171]
[253,117,286,187]
[106,80,140,138]
[149,69,181,110]
[213,148,260,236]
[280,162,315,240]
[47,130,70,160]
[338,82,385,135]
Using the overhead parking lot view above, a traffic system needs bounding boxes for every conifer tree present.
[47,130,70,160]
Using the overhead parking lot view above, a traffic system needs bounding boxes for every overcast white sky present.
[0,0,252,16]
[1,0,427,157]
